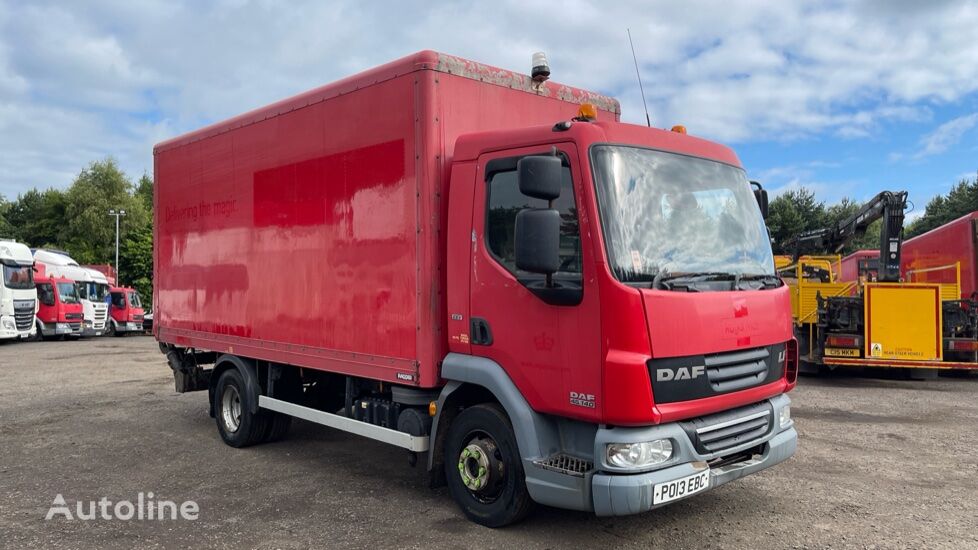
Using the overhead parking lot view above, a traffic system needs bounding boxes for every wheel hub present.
[221,385,242,433]
[457,436,504,498]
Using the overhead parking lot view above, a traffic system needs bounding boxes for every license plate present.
[653,468,710,505]
[824,347,860,357]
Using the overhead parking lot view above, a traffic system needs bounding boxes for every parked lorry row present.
[0,241,146,342]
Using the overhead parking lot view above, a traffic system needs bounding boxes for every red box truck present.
[903,211,978,300]
[155,51,797,526]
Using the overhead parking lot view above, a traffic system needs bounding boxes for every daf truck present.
[156,51,798,526]
[0,239,38,341]
[33,250,109,337]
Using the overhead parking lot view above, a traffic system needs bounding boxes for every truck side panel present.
[156,75,427,384]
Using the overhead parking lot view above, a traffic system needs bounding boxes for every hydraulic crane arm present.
[786,190,908,282]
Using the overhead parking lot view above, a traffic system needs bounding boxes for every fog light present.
[606,439,673,468]
[779,405,791,428]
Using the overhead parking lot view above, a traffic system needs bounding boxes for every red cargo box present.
[154,50,619,388]
[902,211,978,299]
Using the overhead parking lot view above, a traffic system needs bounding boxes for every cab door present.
[469,144,601,420]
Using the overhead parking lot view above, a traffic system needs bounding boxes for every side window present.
[112,293,126,308]
[38,284,55,306]
[486,164,581,276]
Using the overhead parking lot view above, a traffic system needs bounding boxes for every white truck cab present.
[33,249,109,337]
[0,239,38,340]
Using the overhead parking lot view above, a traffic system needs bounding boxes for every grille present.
[534,454,593,477]
[94,308,107,321]
[13,300,34,331]
[68,322,82,332]
[133,314,144,322]
[65,313,83,321]
[705,347,771,393]
[680,401,773,454]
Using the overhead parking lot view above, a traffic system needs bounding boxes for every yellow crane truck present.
[776,191,978,377]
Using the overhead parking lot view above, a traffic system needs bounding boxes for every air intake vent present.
[534,454,593,477]
[680,401,773,454]
[705,347,770,393]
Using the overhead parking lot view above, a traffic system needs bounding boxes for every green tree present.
[5,188,68,247]
[62,158,149,264]
[767,188,827,254]
[135,173,153,214]
[119,223,153,303]
[0,194,12,237]
[906,173,978,237]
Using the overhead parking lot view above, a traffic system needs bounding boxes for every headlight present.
[606,439,673,468]
[779,405,791,428]
[1,318,14,330]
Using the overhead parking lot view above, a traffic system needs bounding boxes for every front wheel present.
[443,403,533,527]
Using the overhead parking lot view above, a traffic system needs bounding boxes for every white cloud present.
[913,113,978,159]
[1,0,978,198]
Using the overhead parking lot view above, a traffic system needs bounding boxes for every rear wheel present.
[443,403,533,527]
[214,368,269,447]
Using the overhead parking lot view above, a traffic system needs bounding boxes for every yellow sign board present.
[864,284,942,361]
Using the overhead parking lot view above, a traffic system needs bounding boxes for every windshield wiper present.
[653,271,736,290]
[734,273,781,290]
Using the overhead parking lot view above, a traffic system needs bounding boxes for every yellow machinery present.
[777,190,978,374]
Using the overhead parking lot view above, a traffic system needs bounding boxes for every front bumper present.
[0,315,36,339]
[115,321,144,333]
[590,394,795,516]
[523,394,796,516]
[81,321,105,337]
[592,425,796,515]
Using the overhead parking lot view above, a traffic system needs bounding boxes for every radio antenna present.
[627,28,652,127]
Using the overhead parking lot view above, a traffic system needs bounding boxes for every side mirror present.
[515,208,560,274]
[750,181,769,219]
[517,156,562,200]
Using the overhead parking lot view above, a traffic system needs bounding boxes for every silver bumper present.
[590,394,796,516]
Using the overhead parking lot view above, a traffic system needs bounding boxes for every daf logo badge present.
[656,366,705,382]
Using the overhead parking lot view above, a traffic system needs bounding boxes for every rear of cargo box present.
[154,51,620,388]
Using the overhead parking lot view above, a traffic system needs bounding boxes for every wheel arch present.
[427,353,558,473]
[210,354,262,418]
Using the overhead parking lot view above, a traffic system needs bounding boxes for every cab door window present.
[485,165,581,277]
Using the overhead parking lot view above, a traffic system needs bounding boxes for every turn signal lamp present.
[671,125,687,134]
[576,103,598,121]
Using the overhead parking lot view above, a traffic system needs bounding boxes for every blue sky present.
[1,0,976,222]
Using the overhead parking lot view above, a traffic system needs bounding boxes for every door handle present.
[470,317,493,346]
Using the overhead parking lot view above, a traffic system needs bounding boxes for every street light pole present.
[108,209,126,284]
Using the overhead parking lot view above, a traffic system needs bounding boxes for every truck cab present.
[0,239,38,341]
[34,273,84,339]
[108,286,145,335]
[33,250,109,337]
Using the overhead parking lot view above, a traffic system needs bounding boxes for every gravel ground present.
[1,336,977,549]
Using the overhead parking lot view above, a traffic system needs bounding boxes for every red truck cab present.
[34,275,84,339]
[108,286,145,335]
[155,51,797,526]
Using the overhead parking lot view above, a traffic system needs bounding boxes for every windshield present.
[58,282,80,304]
[128,291,142,308]
[591,145,774,283]
[87,282,109,302]
[2,263,35,290]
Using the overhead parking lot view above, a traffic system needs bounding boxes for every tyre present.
[263,413,292,443]
[214,368,269,447]
[443,403,533,527]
